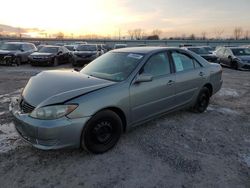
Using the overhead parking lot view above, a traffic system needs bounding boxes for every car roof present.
[5,42,33,45]
[228,47,247,49]
[112,47,179,54]
[42,45,61,48]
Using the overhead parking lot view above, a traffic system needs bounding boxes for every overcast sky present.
[0,0,250,37]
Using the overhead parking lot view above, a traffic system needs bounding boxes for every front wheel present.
[193,87,210,113]
[81,110,123,154]
[53,57,59,66]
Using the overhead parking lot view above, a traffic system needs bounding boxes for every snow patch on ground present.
[0,89,22,104]
[0,122,22,153]
[217,88,239,97]
[241,155,250,167]
[0,111,5,116]
[207,105,240,115]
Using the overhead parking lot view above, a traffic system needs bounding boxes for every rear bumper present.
[11,101,91,150]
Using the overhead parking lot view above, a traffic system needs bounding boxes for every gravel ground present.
[0,64,249,188]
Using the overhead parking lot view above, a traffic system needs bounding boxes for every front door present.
[130,52,176,124]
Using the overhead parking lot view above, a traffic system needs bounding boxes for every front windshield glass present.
[76,45,96,51]
[39,47,59,53]
[81,52,144,82]
[232,48,250,56]
[188,48,209,54]
[65,46,74,51]
[0,43,22,51]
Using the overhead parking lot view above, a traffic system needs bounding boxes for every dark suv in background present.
[0,42,37,65]
[72,44,101,66]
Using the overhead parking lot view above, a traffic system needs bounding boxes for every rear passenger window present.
[171,52,194,72]
[194,60,202,68]
[143,52,171,77]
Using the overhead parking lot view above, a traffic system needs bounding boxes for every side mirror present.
[228,55,232,59]
[57,51,62,55]
[135,74,153,83]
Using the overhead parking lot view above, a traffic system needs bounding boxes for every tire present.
[232,61,238,70]
[81,110,123,154]
[15,57,21,66]
[193,87,210,113]
[53,57,59,66]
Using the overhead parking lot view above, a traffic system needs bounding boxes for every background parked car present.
[114,44,127,49]
[72,44,100,66]
[29,45,73,66]
[36,44,47,51]
[183,46,218,63]
[200,46,215,54]
[0,42,37,65]
[215,47,250,70]
[64,45,76,52]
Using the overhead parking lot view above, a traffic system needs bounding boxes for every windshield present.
[81,52,144,82]
[231,48,250,56]
[0,43,22,51]
[76,45,97,51]
[39,47,59,53]
[188,48,209,54]
[65,46,74,51]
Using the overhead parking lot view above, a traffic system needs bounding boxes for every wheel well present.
[203,83,213,96]
[102,107,127,132]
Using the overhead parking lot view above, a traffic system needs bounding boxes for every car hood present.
[30,52,55,56]
[236,55,250,61]
[0,50,19,55]
[22,70,116,107]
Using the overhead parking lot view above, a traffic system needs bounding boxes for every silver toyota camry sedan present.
[11,47,223,153]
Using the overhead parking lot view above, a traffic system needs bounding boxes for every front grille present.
[20,99,35,114]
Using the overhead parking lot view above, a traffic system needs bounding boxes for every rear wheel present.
[193,87,210,113]
[232,61,239,70]
[81,110,123,154]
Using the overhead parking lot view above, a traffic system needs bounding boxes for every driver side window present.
[142,52,171,77]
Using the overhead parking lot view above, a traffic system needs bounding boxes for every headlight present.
[30,105,78,120]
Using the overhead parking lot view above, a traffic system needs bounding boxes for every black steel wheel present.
[193,87,210,113]
[81,110,123,154]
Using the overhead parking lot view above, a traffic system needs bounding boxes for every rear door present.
[130,51,176,124]
[169,50,206,107]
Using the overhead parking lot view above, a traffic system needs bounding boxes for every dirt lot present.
[0,64,249,188]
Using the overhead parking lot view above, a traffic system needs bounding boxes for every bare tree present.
[244,30,249,40]
[189,33,196,40]
[214,28,224,39]
[234,27,243,40]
[56,32,64,39]
[152,29,162,37]
[201,31,207,40]
[128,30,134,40]
[133,29,143,40]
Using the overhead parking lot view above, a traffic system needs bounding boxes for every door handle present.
[167,80,175,85]
[199,72,205,77]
